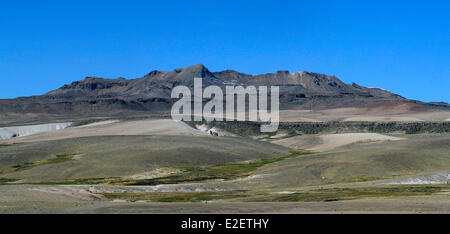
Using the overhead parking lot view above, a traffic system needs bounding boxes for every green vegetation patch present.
[109,150,311,186]
[102,191,251,202]
[0,143,12,148]
[100,185,449,203]
[0,178,19,185]
[30,177,121,185]
[247,185,449,202]
[16,150,310,186]
[0,154,76,174]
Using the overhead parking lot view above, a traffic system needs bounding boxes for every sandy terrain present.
[1,119,208,143]
[74,120,119,128]
[272,133,404,152]
[270,135,322,150]
[249,134,450,190]
[310,133,404,152]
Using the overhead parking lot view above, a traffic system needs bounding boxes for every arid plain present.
[1,115,449,213]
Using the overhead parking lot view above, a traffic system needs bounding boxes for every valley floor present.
[0,118,449,213]
[0,183,449,214]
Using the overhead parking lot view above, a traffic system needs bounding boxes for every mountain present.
[0,64,448,125]
[43,64,401,100]
[43,64,221,100]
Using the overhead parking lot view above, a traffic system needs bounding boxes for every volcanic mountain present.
[0,64,448,125]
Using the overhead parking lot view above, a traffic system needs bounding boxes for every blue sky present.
[1,0,449,102]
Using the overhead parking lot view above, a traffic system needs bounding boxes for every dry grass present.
[0,154,75,174]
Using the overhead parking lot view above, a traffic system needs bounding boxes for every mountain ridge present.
[42,64,403,100]
[0,64,448,125]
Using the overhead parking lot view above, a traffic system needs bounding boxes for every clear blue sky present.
[1,0,449,102]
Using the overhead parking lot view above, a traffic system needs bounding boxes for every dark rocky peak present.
[167,64,220,86]
[276,70,290,74]
[144,70,165,77]
[176,64,215,78]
